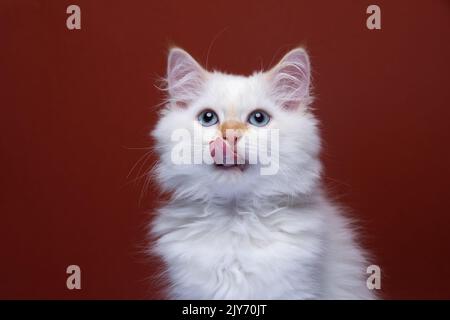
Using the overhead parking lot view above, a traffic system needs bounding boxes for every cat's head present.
[152,47,322,202]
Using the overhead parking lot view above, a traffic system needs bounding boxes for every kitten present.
[149,47,377,299]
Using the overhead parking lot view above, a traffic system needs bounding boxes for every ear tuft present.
[166,48,206,107]
[268,48,311,109]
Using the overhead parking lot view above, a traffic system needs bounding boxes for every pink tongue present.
[209,137,239,165]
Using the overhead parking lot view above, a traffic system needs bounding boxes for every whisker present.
[126,149,154,179]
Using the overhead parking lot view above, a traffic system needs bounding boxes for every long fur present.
[148,48,378,299]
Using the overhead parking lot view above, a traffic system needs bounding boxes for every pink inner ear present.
[167,49,205,106]
[168,51,194,84]
[271,49,311,110]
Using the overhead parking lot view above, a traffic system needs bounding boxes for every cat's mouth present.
[214,163,248,171]
[209,137,247,171]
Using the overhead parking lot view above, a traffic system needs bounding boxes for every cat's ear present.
[166,48,206,107]
[267,48,311,110]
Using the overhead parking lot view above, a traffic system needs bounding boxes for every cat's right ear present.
[267,48,311,110]
[166,48,206,107]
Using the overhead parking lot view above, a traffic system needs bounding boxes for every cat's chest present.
[161,211,319,269]
[154,204,324,298]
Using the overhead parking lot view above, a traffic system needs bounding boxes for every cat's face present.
[152,48,322,202]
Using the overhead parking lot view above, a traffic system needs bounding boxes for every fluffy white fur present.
[149,47,377,299]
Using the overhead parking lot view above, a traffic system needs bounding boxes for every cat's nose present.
[220,120,246,142]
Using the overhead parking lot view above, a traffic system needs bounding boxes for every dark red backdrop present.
[1,0,449,299]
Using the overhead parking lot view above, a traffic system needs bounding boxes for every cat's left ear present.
[267,48,311,110]
[166,48,207,107]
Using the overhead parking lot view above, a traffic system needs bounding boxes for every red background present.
[1,0,449,299]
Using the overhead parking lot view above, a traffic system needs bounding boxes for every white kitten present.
[149,47,377,299]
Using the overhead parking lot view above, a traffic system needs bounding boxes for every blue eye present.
[248,110,270,127]
[198,109,219,127]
